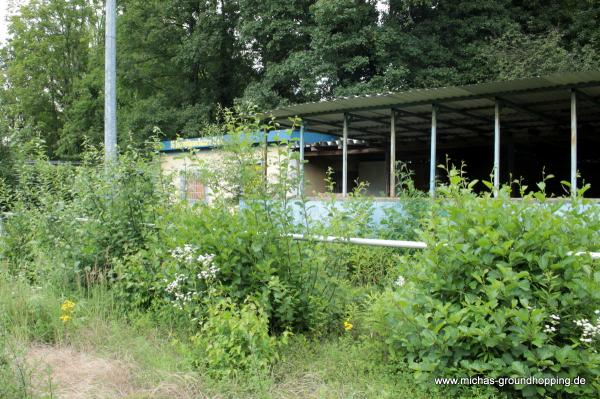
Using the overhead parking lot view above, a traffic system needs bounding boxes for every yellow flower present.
[343,320,353,331]
[61,300,75,312]
[60,314,72,323]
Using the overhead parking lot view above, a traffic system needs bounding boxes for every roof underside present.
[270,72,600,147]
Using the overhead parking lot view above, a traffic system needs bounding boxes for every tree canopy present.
[1,0,599,158]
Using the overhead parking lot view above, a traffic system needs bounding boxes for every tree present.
[118,0,253,140]
[237,0,316,108]
[309,0,380,98]
[1,0,100,158]
[1,0,599,158]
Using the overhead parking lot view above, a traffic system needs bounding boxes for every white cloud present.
[0,0,24,44]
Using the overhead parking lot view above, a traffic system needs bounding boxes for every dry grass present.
[25,344,209,399]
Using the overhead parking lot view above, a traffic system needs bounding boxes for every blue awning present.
[160,129,338,152]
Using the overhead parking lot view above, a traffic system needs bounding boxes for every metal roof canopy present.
[269,71,600,143]
[269,72,600,198]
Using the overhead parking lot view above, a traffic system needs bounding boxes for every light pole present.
[104,0,117,162]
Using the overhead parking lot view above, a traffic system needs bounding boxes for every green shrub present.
[112,246,165,312]
[190,298,284,377]
[0,143,167,283]
[370,179,600,398]
[148,201,345,333]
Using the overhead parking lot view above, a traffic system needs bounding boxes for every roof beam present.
[393,106,488,135]
[436,103,492,124]
[347,112,389,127]
[350,112,429,133]
[573,89,600,107]
[494,97,560,125]
[302,117,387,139]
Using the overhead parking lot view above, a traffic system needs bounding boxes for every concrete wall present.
[162,147,392,199]
[160,146,299,201]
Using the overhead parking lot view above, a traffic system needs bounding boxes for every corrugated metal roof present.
[270,71,600,120]
[269,71,600,142]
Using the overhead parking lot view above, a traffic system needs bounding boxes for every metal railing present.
[2,212,598,259]
[289,233,600,259]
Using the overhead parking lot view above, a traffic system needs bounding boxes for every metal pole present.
[342,113,349,196]
[299,123,305,196]
[494,99,501,197]
[263,129,268,178]
[288,234,428,249]
[429,105,437,196]
[570,90,577,198]
[390,110,396,197]
[104,0,117,162]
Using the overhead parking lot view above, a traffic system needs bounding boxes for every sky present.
[0,0,21,44]
[0,0,8,44]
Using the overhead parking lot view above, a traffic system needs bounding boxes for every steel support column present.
[494,99,501,197]
[263,129,268,178]
[429,105,438,196]
[570,90,578,197]
[390,110,396,197]
[342,113,349,196]
[299,123,305,196]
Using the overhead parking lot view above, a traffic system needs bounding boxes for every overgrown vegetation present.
[0,113,598,397]
[370,166,600,397]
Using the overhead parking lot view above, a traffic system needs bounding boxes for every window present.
[179,168,205,203]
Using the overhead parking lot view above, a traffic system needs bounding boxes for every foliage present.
[190,298,284,377]
[0,142,167,282]
[484,27,600,80]
[1,0,101,157]
[0,336,29,399]
[369,171,600,398]
[114,112,353,344]
[3,1,600,155]
[381,161,429,241]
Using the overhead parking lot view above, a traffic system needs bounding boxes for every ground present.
[26,344,200,399]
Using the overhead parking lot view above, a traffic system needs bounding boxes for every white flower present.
[170,244,199,263]
[574,316,600,344]
[198,264,220,280]
[165,274,187,293]
[394,275,405,287]
[543,324,556,333]
[197,253,216,267]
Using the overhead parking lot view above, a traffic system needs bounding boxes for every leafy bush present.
[0,143,167,283]
[145,201,346,334]
[370,177,600,397]
[190,298,284,377]
[111,113,353,337]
